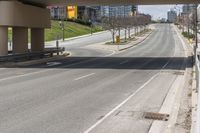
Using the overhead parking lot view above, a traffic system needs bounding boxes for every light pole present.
[89,19,93,35]
[195,4,198,59]
[59,6,65,42]
[59,20,65,42]
[174,5,182,30]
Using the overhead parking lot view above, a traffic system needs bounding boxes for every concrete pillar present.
[13,27,28,54]
[0,26,8,56]
[31,28,44,52]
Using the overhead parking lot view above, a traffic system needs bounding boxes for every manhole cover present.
[143,112,169,121]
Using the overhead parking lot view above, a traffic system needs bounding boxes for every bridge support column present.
[0,26,8,56]
[31,28,45,52]
[13,27,28,54]
[0,1,50,56]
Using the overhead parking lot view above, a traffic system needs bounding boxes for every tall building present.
[48,5,138,22]
[100,5,138,17]
[167,10,177,23]
[49,6,66,20]
[182,4,196,14]
[67,6,78,19]
[77,6,97,22]
[49,6,98,22]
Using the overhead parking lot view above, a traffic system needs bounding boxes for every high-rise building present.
[49,6,66,20]
[167,10,177,23]
[48,5,138,22]
[182,4,196,14]
[49,6,98,22]
[100,5,138,17]
[67,6,78,19]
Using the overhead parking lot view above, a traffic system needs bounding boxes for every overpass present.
[0,0,199,56]
[20,0,200,6]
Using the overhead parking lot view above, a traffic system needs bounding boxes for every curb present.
[1,53,70,67]
[148,73,185,133]
[148,24,191,133]
[119,31,153,51]
[175,25,197,133]
[45,31,108,44]
[191,66,198,133]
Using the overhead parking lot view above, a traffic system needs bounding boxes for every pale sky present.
[138,5,179,20]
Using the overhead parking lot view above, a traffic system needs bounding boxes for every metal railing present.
[0,47,65,62]
[196,54,200,133]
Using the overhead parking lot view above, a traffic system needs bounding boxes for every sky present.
[138,5,178,20]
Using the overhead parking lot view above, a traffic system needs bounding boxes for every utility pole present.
[195,4,198,62]
[61,18,65,42]
[124,5,127,41]
[60,6,65,42]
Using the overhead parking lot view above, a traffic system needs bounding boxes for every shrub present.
[182,32,195,39]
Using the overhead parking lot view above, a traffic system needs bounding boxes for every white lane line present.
[119,60,129,65]
[84,73,159,133]
[84,33,176,133]
[75,73,95,81]
[0,50,115,82]
[0,70,49,82]
[46,62,62,67]
[0,68,6,71]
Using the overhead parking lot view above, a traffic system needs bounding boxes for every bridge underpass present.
[0,1,198,133]
[0,0,199,56]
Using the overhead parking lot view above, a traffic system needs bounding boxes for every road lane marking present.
[84,73,159,133]
[46,62,62,67]
[0,49,115,82]
[75,73,95,81]
[119,60,129,65]
[84,45,176,133]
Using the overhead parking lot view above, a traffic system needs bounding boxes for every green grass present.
[8,20,103,42]
[182,32,195,39]
[45,20,102,41]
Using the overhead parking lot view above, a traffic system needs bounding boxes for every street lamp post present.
[174,5,182,30]
[89,19,93,35]
[195,4,198,60]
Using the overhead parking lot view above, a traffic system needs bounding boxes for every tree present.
[102,16,118,43]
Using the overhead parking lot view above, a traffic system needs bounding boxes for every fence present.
[195,54,200,133]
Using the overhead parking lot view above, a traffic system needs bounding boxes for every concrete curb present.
[191,66,198,133]
[45,31,107,44]
[175,25,197,133]
[148,73,186,133]
[148,24,191,133]
[119,31,153,51]
[1,53,70,67]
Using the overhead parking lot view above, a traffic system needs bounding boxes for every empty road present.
[0,24,189,133]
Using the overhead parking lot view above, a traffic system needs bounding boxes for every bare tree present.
[116,16,124,39]
[102,16,119,43]
[101,13,151,44]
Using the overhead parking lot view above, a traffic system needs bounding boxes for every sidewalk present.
[45,30,108,48]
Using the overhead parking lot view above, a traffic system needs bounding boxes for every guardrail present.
[0,47,65,62]
[195,54,200,133]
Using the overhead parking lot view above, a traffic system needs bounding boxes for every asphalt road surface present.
[0,24,189,133]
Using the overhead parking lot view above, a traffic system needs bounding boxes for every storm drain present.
[173,71,184,75]
[161,70,184,75]
[143,112,170,121]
